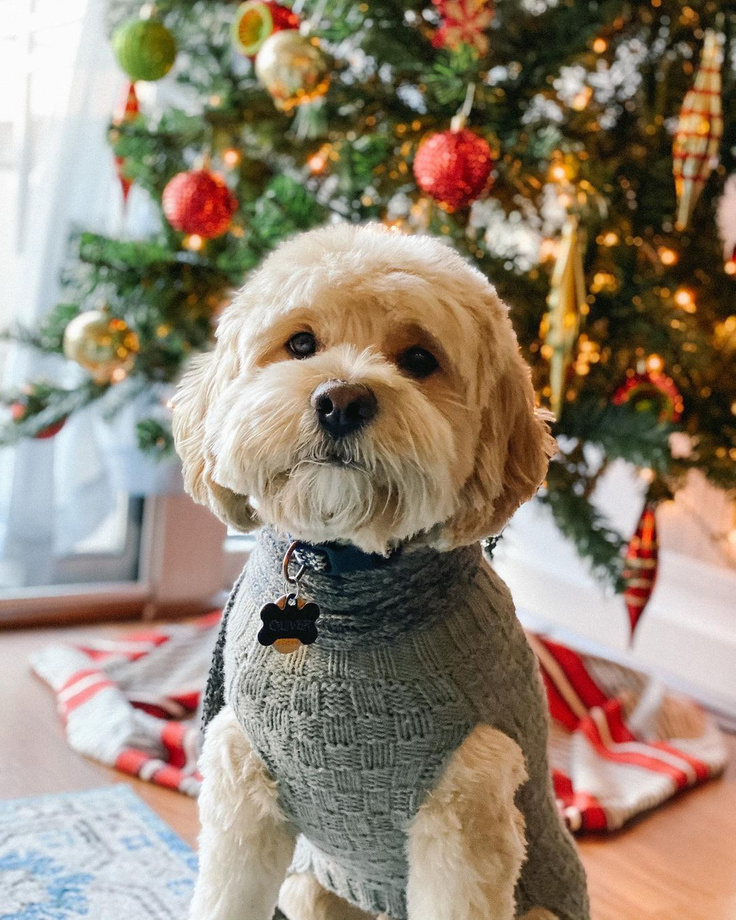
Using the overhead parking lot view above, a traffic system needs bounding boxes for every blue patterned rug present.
[0,785,197,919]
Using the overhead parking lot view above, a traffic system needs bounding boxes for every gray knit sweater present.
[217,528,589,920]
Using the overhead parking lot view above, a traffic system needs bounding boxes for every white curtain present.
[0,0,125,585]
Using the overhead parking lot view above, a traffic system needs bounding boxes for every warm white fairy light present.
[646,354,664,373]
[658,246,678,266]
[183,234,204,251]
[674,287,696,312]
[222,148,242,168]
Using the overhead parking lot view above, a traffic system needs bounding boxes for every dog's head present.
[173,224,555,554]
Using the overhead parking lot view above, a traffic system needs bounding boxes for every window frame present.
[0,493,228,626]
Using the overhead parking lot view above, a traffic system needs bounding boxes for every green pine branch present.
[542,455,626,591]
[0,381,106,445]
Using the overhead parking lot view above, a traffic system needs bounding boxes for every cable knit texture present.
[215,527,589,920]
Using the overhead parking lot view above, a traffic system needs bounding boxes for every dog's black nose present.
[312,381,378,439]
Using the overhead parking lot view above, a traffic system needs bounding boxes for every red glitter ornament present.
[623,501,659,641]
[162,169,238,239]
[613,371,683,423]
[412,127,493,211]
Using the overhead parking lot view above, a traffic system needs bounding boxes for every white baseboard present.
[494,501,736,722]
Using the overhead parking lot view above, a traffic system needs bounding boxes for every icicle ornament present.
[540,217,587,418]
[623,501,659,641]
[673,29,723,231]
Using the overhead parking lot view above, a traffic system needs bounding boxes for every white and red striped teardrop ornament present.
[672,29,723,231]
[112,81,140,205]
[622,500,659,641]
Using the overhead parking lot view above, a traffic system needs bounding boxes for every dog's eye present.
[287,332,317,359]
[398,346,439,379]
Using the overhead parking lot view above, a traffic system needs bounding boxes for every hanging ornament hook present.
[451,82,476,133]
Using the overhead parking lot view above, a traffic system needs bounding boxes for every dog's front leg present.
[189,706,296,920]
[406,724,528,920]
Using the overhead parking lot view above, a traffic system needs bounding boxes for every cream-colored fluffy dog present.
[174,224,589,920]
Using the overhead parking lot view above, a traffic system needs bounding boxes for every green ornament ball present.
[112,18,177,82]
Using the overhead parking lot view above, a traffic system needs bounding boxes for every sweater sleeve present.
[201,566,247,731]
[454,562,591,920]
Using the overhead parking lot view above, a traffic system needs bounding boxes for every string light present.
[658,246,678,266]
[674,287,696,312]
[539,238,559,262]
[646,354,664,373]
[599,231,619,247]
[183,234,204,251]
[549,163,569,182]
[573,335,601,375]
[571,87,593,111]
[592,37,607,53]
[308,144,333,175]
[222,148,242,168]
[591,271,617,293]
[725,258,736,276]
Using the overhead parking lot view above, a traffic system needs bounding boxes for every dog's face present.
[173,225,555,554]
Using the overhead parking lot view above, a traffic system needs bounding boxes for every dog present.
[174,224,590,920]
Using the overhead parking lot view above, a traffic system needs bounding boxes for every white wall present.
[494,462,736,723]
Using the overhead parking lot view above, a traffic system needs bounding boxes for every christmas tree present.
[2,0,735,599]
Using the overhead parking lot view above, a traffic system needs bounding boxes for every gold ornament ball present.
[255,30,330,112]
[63,310,140,384]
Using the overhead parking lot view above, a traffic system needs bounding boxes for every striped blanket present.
[30,614,726,833]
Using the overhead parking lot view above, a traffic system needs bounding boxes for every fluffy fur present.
[197,712,559,920]
[174,223,555,554]
[176,224,563,920]
[406,725,528,920]
[189,707,296,920]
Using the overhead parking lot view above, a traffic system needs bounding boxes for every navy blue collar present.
[290,540,401,576]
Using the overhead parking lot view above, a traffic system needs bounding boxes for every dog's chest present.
[233,635,474,839]
[221,532,493,917]
[229,607,476,918]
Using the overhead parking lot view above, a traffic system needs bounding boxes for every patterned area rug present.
[0,785,197,919]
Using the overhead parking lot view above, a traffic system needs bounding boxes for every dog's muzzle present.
[311,380,378,439]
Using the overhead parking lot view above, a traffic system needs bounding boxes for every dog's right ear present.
[173,349,258,533]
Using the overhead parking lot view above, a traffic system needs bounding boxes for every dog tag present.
[258,594,320,654]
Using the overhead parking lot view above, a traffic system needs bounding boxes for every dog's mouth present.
[304,439,366,471]
[309,454,361,470]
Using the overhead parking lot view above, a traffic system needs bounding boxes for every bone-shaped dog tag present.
[258,594,320,654]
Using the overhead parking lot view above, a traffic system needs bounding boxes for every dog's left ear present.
[442,315,557,549]
[173,344,258,533]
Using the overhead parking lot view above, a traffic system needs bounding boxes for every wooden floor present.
[2,620,736,920]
